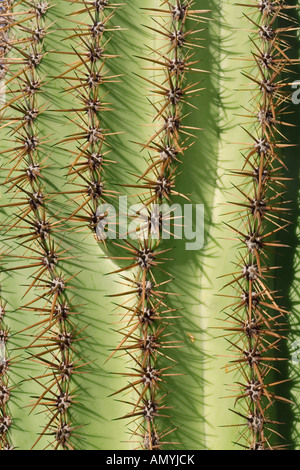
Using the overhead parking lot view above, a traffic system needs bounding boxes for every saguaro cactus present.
[0,0,299,451]
[222,1,298,450]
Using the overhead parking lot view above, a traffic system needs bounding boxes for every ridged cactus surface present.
[0,0,299,451]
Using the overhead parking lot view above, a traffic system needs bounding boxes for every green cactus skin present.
[0,0,299,451]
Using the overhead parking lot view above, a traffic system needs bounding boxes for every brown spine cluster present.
[0,1,12,82]
[223,0,298,450]
[0,1,85,449]
[108,1,208,449]
[57,0,122,238]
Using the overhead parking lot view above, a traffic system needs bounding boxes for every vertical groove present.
[108,1,208,449]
